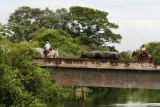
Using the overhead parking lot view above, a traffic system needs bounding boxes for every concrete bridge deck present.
[36,58,160,89]
[36,58,160,71]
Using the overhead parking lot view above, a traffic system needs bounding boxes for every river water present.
[49,88,160,107]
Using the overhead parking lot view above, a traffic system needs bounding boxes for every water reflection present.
[50,88,160,107]
[51,100,110,107]
[112,101,160,107]
[50,101,160,107]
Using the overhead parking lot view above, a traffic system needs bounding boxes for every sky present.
[1,0,160,52]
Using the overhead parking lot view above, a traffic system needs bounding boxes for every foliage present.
[144,42,160,61]
[30,29,86,57]
[75,87,91,99]
[6,6,121,51]
[0,5,131,106]
[0,23,2,31]
[0,35,32,106]
[6,7,69,42]
[0,35,75,106]
[68,6,122,46]
[120,51,134,61]
[1,5,160,106]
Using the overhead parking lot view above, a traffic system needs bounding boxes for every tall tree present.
[7,6,69,42]
[8,6,45,41]
[7,6,122,51]
[68,6,122,46]
[38,8,69,30]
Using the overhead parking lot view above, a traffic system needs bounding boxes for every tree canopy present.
[68,6,122,46]
[145,42,160,61]
[4,6,121,51]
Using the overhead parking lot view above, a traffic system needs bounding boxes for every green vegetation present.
[0,34,76,106]
[0,5,160,106]
[0,6,122,106]
[4,6,121,51]
[145,42,160,61]
[120,50,134,61]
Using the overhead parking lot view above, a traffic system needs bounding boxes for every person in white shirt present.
[141,45,146,52]
[44,41,51,56]
[45,41,51,50]
[140,45,147,57]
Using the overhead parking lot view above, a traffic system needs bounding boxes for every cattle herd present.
[80,51,120,60]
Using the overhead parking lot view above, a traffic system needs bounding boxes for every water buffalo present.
[80,51,120,60]
[80,51,101,59]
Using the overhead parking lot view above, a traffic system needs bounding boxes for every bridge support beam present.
[36,58,160,89]
[53,67,160,89]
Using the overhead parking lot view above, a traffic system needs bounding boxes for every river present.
[49,88,160,107]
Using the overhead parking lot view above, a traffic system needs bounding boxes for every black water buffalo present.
[80,51,101,59]
[80,51,120,60]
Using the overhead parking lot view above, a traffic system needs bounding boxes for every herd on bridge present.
[35,47,159,89]
[35,48,153,61]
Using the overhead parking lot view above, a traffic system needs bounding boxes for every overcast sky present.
[1,0,160,52]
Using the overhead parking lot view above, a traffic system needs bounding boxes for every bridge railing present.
[35,58,160,71]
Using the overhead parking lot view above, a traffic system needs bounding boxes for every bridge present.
[36,58,160,89]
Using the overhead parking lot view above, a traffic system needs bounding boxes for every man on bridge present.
[44,41,51,57]
[140,44,147,57]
